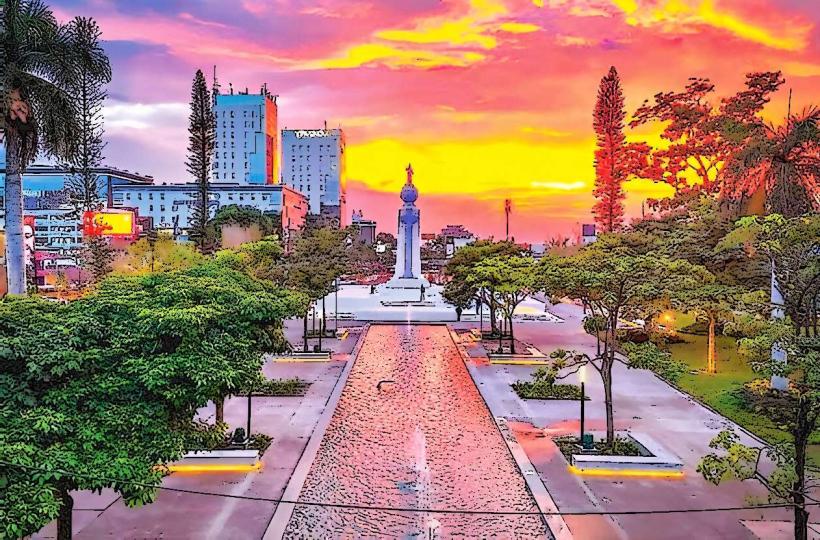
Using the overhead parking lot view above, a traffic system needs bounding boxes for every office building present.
[213,88,278,185]
[281,128,346,224]
[110,182,307,236]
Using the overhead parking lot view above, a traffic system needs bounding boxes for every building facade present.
[213,90,278,185]
[281,128,346,224]
[110,182,307,236]
[351,209,376,246]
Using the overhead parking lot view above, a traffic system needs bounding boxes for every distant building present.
[281,127,346,224]
[213,89,278,185]
[351,209,376,246]
[581,223,597,244]
[110,182,307,237]
[440,224,476,258]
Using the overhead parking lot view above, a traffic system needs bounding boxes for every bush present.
[554,435,644,459]
[240,376,310,397]
[512,367,585,400]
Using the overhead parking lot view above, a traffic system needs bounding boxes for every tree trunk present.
[509,315,516,354]
[5,133,27,295]
[602,356,615,446]
[489,292,498,335]
[793,398,810,540]
[57,487,73,540]
[215,396,225,424]
[707,315,717,374]
[303,313,309,352]
[322,296,327,336]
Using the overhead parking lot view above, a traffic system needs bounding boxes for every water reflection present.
[285,325,549,538]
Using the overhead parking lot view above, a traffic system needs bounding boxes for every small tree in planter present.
[469,256,538,354]
[542,234,706,446]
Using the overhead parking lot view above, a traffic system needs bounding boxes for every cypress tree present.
[592,66,627,233]
[186,69,215,252]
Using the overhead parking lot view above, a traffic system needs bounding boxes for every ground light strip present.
[166,462,263,473]
[568,465,684,479]
[2,460,808,516]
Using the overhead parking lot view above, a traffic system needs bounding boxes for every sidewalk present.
[463,302,809,540]
[34,359,350,539]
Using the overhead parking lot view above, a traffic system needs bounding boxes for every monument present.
[386,164,430,289]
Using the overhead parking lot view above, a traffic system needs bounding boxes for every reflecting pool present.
[285,325,550,538]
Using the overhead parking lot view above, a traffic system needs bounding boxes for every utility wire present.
[0,460,810,517]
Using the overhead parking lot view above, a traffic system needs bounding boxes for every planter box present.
[569,431,683,477]
[168,449,261,473]
[273,351,332,362]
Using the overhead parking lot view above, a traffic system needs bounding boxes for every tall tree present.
[186,69,215,253]
[631,72,784,200]
[723,106,819,217]
[63,17,110,213]
[592,67,628,233]
[1,0,109,294]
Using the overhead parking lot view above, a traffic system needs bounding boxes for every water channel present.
[285,324,550,538]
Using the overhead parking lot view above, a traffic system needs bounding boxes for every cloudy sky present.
[50,0,820,241]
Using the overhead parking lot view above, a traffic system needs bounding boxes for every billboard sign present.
[83,210,136,238]
[24,216,35,268]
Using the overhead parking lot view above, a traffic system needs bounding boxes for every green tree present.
[442,240,522,334]
[287,227,349,351]
[78,234,114,284]
[118,232,204,274]
[63,17,110,213]
[677,282,747,374]
[698,328,819,540]
[469,256,538,353]
[186,69,215,253]
[545,234,706,445]
[1,0,110,294]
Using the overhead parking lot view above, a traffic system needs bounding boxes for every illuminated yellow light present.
[568,465,684,478]
[489,360,550,365]
[167,462,262,473]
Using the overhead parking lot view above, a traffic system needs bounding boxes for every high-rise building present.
[213,89,278,185]
[281,128,346,225]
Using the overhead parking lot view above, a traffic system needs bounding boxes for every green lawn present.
[668,333,820,461]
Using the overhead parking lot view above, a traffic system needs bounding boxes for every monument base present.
[384,276,431,289]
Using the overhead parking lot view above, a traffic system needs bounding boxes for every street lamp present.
[579,364,586,447]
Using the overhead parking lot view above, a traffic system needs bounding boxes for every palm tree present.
[2,0,110,295]
[724,106,819,217]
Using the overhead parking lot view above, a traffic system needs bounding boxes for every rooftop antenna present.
[212,65,220,106]
[229,82,233,95]
[324,119,327,130]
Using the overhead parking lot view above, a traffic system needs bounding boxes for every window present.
[230,110,234,118]
[137,193,142,200]
[239,194,244,201]
[125,193,131,200]
[160,205,165,212]
[149,204,154,211]
[160,192,165,200]
[149,193,153,200]
[231,172,235,179]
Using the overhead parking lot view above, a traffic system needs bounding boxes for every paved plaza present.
[33,304,819,539]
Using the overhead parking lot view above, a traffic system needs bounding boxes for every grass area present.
[667,333,820,458]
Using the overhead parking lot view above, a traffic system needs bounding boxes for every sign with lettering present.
[294,129,330,139]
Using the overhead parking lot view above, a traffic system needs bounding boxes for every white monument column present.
[386,164,429,289]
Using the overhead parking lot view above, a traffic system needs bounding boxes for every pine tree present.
[592,66,627,233]
[64,17,110,213]
[186,69,215,252]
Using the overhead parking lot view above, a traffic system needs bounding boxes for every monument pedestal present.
[384,276,430,290]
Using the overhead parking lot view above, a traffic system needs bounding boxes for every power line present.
[0,460,810,517]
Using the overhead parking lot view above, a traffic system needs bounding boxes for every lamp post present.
[579,364,586,446]
[246,386,253,447]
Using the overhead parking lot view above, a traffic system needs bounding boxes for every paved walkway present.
[34,359,350,539]
[456,302,814,540]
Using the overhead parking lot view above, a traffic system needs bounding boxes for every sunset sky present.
[50,0,820,242]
